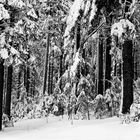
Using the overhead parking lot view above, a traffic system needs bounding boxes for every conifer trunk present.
[48,62,51,95]
[0,61,4,131]
[17,66,22,99]
[59,53,63,92]
[75,22,81,96]
[122,40,133,114]
[50,52,54,95]
[43,32,50,95]
[5,65,13,119]
[105,37,111,90]
[97,36,104,95]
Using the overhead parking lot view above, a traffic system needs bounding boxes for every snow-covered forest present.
[0,0,140,139]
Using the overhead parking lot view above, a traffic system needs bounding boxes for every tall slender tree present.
[42,30,50,95]
[5,65,13,119]
[97,35,104,95]
[0,61,4,131]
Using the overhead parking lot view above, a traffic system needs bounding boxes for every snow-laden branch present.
[64,0,84,38]
[8,0,25,8]
[111,19,135,38]
[89,0,97,22]
[70,51,81,77]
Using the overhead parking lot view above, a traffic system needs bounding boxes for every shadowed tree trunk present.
[5,65,13,119]
[43,31,50,95]
[50,52,54,95]
[0,61,4,131]
[122,40,133,114]
[105,36,111,91]
[17,65,22,99]
[24,65,30,96]
[97,36,104,95]
[75,21,81,96]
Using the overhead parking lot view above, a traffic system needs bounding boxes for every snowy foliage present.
[51,45,62,56]
[64,0,84,38]
[0,48,9,59]
[111,19,135,38]
[0,4,10,20]
[14,20,24,34]
[89,0,97,23]
[0,33,5,48]
[70,51,81,77]
[64,82,71,93]
[84,0,91,16]
[27,8,38,19]
[8,0,25,8]
[10,47,20,55]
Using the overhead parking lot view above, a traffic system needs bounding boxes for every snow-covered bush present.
[130,103,140,122]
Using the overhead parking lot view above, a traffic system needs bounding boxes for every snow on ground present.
[0,115,140,140]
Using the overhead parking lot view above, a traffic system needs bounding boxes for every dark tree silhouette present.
[5,65,13,119]
[0,61,4,131]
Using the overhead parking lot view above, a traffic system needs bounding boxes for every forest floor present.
[0,115,140,140]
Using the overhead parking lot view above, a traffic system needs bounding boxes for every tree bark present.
[5,65,13,119]
[97,36,104,95]
[122,40,133,114]
[0,61,4,131]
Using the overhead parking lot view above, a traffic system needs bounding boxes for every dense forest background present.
[0,0,140,131]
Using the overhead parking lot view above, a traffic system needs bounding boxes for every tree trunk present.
[24,65,30,96]
[5,65,13,119]
[75,21,80,51]
[105,37,111,90]
[48,62,51,95]
[50,52,54,95]
[59,53,63,92]
[122,40,133,114]
[17,65,22,99]
[97,36,104,95]
[43,32,50,95]
[75,21,81,96]
[0,61,4,131]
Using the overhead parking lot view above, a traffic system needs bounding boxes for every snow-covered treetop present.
[0,4,10,20]
[111,19,135,38]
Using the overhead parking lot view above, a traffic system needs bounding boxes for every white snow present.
[0,116,140,140]
[8,0,25,8]
[111,19,135,38]
[0,48,9,59]
[0,4,10,20]
[89,0,97,23]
